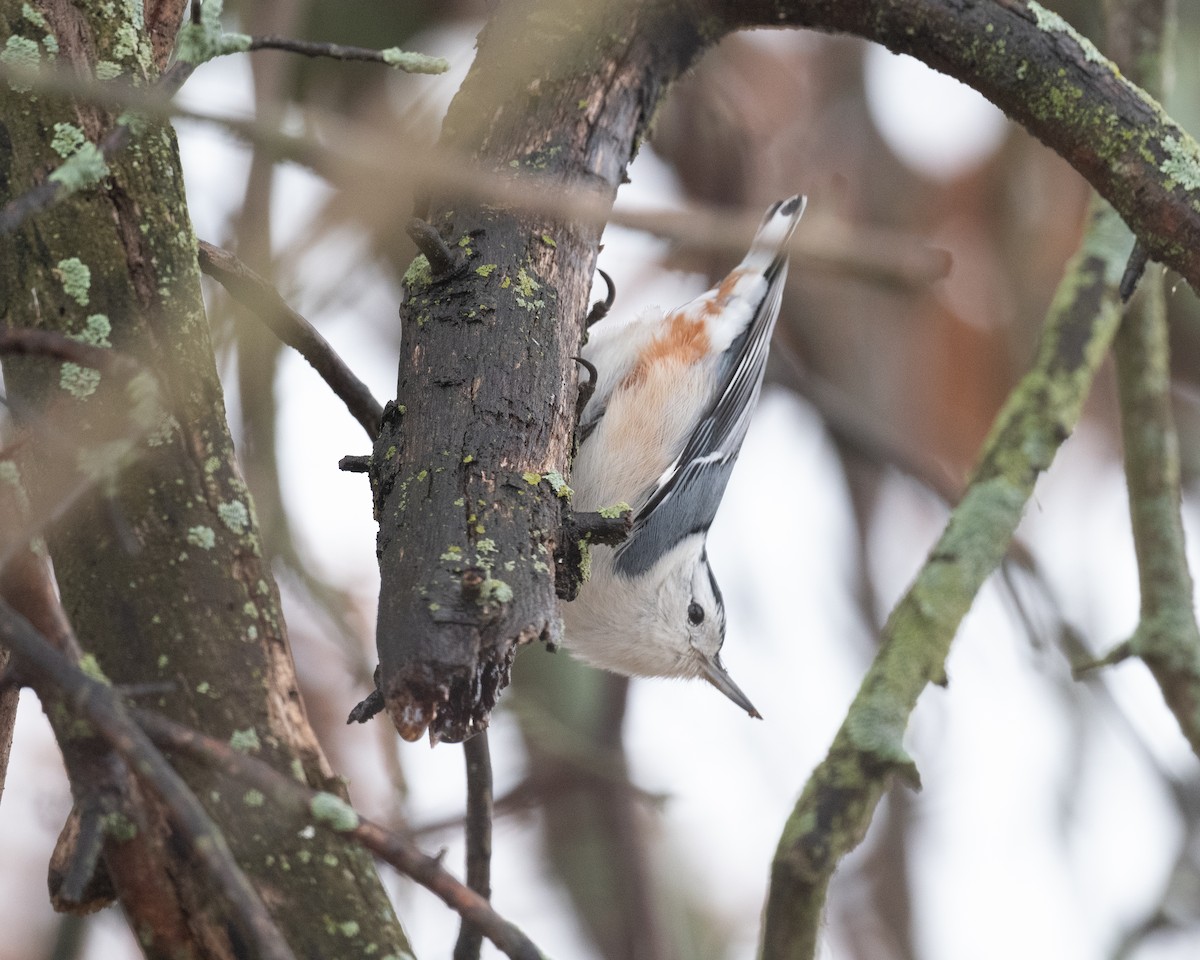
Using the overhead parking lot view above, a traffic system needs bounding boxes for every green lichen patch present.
[1,36,41,91]
[1027,1,1109,65]
[243,789,266,807]
[475,263,498,278]
[598,501,631,518]
[186,525,216,549]
[60,362,100,398]
[55,257,91,305]
[50,123,85,158]
[310,791,360,832]
[78,653,111,684]
[480,578,513,603]
[540,233,557,247]
[48,143,111,195]
[21,3,47,28]
[403,253,432,290]
[100,811,138,841]
[217,500,250,534]
[544,470,572,499]
[380,48,449,74]
[1159,135,1200,193]
[174,0,250,65]
[229,727,261,752]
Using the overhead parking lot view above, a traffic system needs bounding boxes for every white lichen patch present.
[186,525,216,549]
[217,499,249,534]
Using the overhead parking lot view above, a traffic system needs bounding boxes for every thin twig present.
[0,600,296,960]
[454,732,494,960]
[197,241,384,440]
[246,36,449,74]
[131,709,546,960]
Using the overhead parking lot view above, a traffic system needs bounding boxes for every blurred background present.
[4,1,1200,958]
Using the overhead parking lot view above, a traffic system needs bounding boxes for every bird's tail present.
[742,194,806,275]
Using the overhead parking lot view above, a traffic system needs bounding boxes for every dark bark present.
[369,0,708,742]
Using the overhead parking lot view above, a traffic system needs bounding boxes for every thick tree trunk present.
[0,2,409,956]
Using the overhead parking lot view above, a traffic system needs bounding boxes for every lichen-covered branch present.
[717,0,1200,294]
[1102,0,1200,756]
[0,599,296,960]
[133,709,547,960]
[760,197,1133,960]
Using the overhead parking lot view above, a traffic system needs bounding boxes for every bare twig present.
[454,732,494,960]
[131,709,546,960]
[197,241,384,440]
[0,600,297,960]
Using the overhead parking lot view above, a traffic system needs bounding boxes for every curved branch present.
[718,0,1200,290]
[132,710,544,960]
[197,241,384,440]
[0,601,296,960]
[761,197,1133,959]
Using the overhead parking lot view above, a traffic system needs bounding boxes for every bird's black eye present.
[687,601,705,626]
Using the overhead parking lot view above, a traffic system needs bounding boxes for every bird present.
[560,195,806,718]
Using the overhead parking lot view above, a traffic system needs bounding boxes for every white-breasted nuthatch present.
[561,195,806,718]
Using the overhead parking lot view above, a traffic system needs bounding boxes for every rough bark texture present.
[371,0,708,742]
[370,0,1200,744]
[0,2,409,957]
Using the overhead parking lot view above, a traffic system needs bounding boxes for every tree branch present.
[197,241,384,440]
[1104,0,1200,756]
[761,196,1133,959]
[246,35,449,73]
[716,0,1200,293]
[0,600,296,960]
[131,709,546,960]
[454,731,494,960]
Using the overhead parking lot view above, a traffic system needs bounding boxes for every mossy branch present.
[1103,0,1200,757]
[719,0,1200,295]
[760,197,1133,960]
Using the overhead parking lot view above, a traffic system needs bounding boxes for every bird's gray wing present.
[612,256,788,578]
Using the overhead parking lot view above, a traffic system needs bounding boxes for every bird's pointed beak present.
[698,653,762,719]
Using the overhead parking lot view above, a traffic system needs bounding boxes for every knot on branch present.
[554,507,632,601]
[406,218,465,283]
